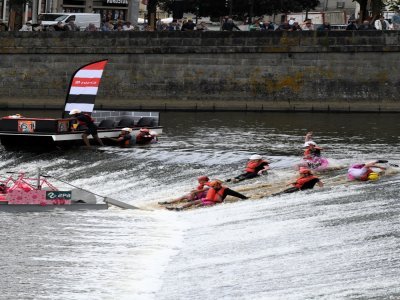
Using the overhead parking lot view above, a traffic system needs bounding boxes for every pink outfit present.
[347,164,367,180]
[201,198,216,206]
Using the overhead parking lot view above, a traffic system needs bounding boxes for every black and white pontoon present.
[0,60,162,151]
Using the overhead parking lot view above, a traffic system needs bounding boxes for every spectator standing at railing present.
[0,19,8,31]
[101,20,114,31]
[249,20,262,31]
[260,21,275,31]
[346,19,358,30]
[317,21,331,31]
[114,20,123,30]
[374,15,390,30]
[156,18,163,31]
[391,9,400,30]
[64,20,79,31]
[53,21,65,31]
[196,21,208,31]
[302,19,315,30]
[85,23,98,31]
[32,20,44,31]
[222,18,241,31]
[167,20,180,31]
[181,19,195,31]
[291,22,302,31]
[123,21,135,31]
[277,20,291,31]
[20,20,33,31]
[359,20,375,30]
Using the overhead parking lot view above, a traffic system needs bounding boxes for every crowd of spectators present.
[2,10,400,32]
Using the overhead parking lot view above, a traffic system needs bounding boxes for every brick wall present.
[0,31,399,112]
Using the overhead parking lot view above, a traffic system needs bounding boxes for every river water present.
[0,111,399,300]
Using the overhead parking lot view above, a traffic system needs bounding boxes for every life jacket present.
[204,187,226,203]
[118,133,132,147]
[136,132,153,144]
[197,182,211,191]
[245,160,267,173]
[304,147,322,159]
[294,175,318,189]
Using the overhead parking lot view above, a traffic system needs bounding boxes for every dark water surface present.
[0,111,399,299]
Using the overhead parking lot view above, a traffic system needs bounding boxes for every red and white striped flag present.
[64,60,108,116]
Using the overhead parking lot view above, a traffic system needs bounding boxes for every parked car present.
[38,13,101,31]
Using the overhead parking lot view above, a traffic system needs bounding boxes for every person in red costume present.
[167,180,248,211]
[226,154,270,183]
[158,176,210,205]
[272,168,323,196]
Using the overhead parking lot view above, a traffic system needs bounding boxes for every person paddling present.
[69,109,104,148]
[272,168,323,196]
[226,154,270,183]
[347,160,387,181]
[158,176,211,205]
[166,180,248,211]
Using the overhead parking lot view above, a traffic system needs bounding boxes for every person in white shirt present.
[123,21,135,31]
[374,15,390,30]
[19,21,33,31]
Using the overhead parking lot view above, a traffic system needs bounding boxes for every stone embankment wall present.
[0,31,399,112]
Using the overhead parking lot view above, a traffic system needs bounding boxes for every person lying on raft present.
[272,168,323,196]
[158,176,210,205]
[166,180,248,211]
[347,160,387,181]
[226,154,270,183]
[106,127,133,147]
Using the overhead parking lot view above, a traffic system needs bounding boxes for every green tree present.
[386,0,400,10]
[158,0,320,19]
[352,0,387,21]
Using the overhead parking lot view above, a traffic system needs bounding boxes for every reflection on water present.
[0,111,399,299]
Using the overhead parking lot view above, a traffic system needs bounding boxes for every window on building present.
[336,2,345,8]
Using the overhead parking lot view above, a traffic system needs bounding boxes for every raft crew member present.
[149,130,159,143]
[158,176,210,205]
[303,141,322,159]
[347,160,387,181]
[226,154,270,183]
[107,127,133,147]
[167,180,248,211]
[273,168,323,196]
[298,141,325,170]
[69,109,104,147]
[136,128,155,145]
[304,131,314,144]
